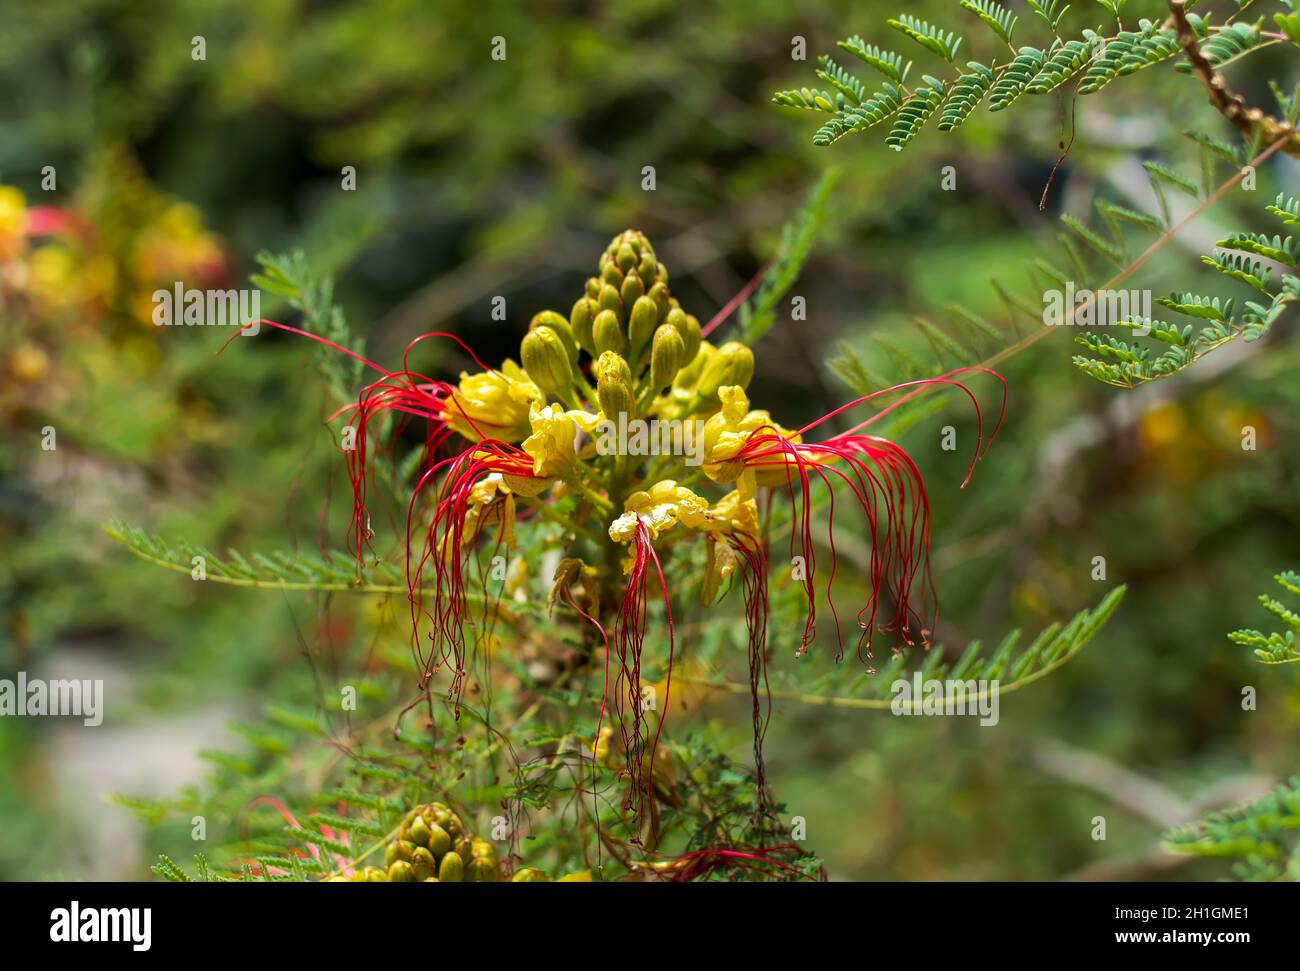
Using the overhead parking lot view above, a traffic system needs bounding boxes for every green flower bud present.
[595,350,635,420]
[628,295,659,362]
[408,816,432,849]
[387,860,416,882]
[665,307,687,342]
[637,252,657,287]
[698,340,754,398]
[364,866,389,882]
[651,324,686,389]
[682,314,702,363]
[647,281,671,321]
[598,284,623,321]
[521,327,575,399]
[470,838,499,863]
[592,309,626,357]
[585,277,601,299]
[675,341,713,390]
[530,311,578,362]
[426,822,452,860]
[601,261,624,288]
[438,850,464,883]
[512,867,553,882]
[411,846,437,881]
[620,270,645,309]
[570,297,595,354]
[616,242,637,273]
[466,857,501,882]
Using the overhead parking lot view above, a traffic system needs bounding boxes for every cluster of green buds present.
[331,802,501,882]
[513,230,756,428]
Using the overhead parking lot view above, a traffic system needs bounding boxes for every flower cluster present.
[258,230,1005,819]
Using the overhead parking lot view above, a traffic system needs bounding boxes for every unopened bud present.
[530,311,578,362]
[682,314,702,362]
[628,295,659,361]
[521,327,574,399]
[592,309,626,357]
[598,283,623,321]
[467,856,501,882]
[620,270,645,309]
[637,252,657,287]
[650,324,685,388]
[570,297,595,354]
[438,850,464,883]
[426,822,452,859]
[595,350,635,420]
[647,281,671,321]
[512,867,553,882]
[698,340,754,398]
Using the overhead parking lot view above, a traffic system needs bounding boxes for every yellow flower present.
[443,361,541,443]
[608,479,710,544]
[0,186,25,261]
[521,403,602,478]
[701,385,800,484]
[27,243,80,313]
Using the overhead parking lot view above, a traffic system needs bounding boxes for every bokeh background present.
[1,0,1297,880]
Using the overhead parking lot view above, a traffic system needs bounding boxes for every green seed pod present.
[512,867,553,882]
[595,351,635,420]
[585,277,601,299]
[521,327,575,399]
[601,260,624,288]
[470,838,499,863]
[698,340,754,398]
[651,324,686,389]
[616,242,637,273]
[411,846,436,881]
[408,816,432,849]
[592,309,626,357]
[438,850,464,883]
[598,283,623,321]
[682,313,702,363]
[387,860,416,882]
[570,297,595,354]
[620,270,645,309]
[531,311,578,362]
[454,837,472,861]
[466,857,501,883]
[426,822,452,860]
[628,295,659,361]
[364,866,389,882]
